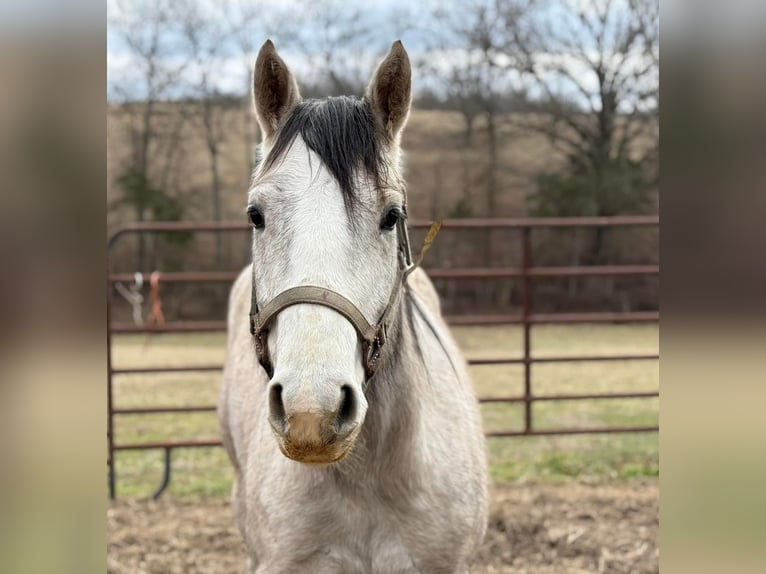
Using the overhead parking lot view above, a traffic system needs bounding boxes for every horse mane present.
[261,96,390,213]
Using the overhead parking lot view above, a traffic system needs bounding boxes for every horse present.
[219,39,489,573]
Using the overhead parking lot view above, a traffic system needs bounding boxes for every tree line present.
[107,0,658,313]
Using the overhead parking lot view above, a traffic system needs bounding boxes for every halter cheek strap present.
[248,217,441,381]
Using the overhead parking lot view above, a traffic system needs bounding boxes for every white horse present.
[219,40,488,573]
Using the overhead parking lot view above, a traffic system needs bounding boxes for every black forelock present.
[262,96,389,212]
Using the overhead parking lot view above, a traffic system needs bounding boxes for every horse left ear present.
[366,40,412,141]
[253,40,301,142]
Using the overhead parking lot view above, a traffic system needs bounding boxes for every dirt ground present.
[107,481,658,574]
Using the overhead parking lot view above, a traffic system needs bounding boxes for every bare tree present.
[430,1,537,207]
[508,0,659,221]
[178,1,236,267]
[429,0,535,271]
[108,0,190,270]
[283,0,386,96]
[219,0,272,180]
[504,0,658,302]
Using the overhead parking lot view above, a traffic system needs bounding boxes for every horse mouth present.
[287,449,349,465]
[274,427,360,465]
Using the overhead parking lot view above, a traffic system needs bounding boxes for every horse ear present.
[366,40,412,141]
[253,40,301,141]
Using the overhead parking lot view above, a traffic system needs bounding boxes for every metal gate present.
[107,216,659,498]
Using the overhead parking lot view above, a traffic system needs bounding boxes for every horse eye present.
[248,207,265,229]
[380,207,401,231]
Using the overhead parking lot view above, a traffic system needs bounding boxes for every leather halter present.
[249,217,433,381]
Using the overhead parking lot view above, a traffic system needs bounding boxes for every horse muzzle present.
[267,380,365,464]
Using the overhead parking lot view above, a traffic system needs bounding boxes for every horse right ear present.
[253,40,301,142]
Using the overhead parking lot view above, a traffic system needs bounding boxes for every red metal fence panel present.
[107,216,659,498]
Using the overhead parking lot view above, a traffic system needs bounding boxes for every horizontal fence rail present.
[107,216,659,498]
[109,311,660,333]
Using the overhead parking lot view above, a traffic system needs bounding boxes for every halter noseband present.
[249,217,428,381]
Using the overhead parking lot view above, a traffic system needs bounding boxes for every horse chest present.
[315,501,428,573]
[250,476,461,573]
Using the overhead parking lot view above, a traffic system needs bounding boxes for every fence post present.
[521,227,533,434]
[107,272,116,499]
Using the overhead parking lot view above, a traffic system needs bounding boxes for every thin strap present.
[407,290,462,382]
[249,263,258,334]
[253,285,378,343]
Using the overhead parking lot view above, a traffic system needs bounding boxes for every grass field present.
[110,324,658,498]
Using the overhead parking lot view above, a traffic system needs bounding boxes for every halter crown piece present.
[248,215,441,381]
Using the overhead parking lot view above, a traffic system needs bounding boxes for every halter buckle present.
[363,324,387,378]
[253,328,273,378]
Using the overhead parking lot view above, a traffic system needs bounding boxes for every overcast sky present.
[107,0,657,109]
[107,0,442,98]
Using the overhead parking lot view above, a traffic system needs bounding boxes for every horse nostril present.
[336,385,357,433]
[268,383,286,432]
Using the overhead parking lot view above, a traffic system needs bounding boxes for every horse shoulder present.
[404,269,490,554]
[406,267,441,316]
[219,265,255,470]
[226,265,253,341]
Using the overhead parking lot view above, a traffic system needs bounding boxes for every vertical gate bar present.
[152,448,173,500]
[521,227,533,433]
[107,272,116,499]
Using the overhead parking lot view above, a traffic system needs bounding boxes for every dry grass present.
[107,106,565,232]
[110,324,658,498]
[107,104,655,230]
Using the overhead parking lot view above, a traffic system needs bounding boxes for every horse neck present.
[340,294,421,478]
